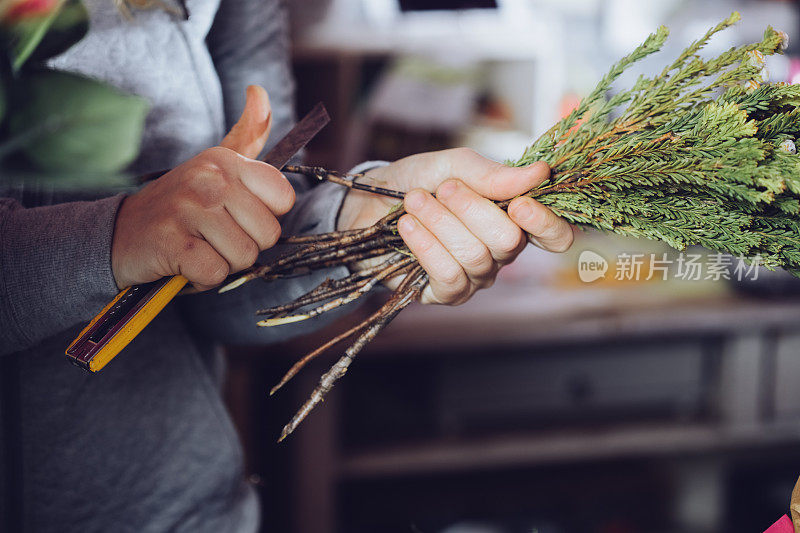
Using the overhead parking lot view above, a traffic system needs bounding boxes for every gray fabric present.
[0,1,354,531]
[0,195,124,355]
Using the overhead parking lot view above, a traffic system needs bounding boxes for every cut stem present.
[277,267,427,442]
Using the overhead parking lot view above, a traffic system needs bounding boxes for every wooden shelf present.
[340,421,800,479]
[367,288,800,355]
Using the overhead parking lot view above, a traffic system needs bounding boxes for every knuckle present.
[258,217,282,249]
[206,266,229,286]
[239,239,260,267]
[201,257,229,286]
[435,263,466,287]
[191,150,227,178]
[551,228,574,253]
[539,214,563,241]
[508,197,531,221]
[276,181,296,215]
[182,241,229,286]
[413,236,437,257]
[497,228,526,255]
[445,283,472,306]
[487,169,509,200]
[192,160,225,180]
[200,146,232,162]
[188,164,230,206]
[460,245,492,272]
[195,148,217,165]
[428,209,449,227]
[169,236,197,273]
[166,195,194,219]
[417,198,447,225]
[427,274,469,305]
[437,179,471,208]
[468,277,494,296]
[451,147,477,161]
[527,206,550,234]
[261,167,295,215]
[436,178,461,196]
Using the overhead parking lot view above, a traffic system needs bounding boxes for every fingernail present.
[437,180,458,200]
[511,200,534,220]
[405,190,426,211]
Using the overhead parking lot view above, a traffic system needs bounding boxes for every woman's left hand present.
[337,148,575,305]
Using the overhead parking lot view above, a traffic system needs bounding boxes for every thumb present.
[491,160,551,200]
[220,85,273,159]
[445,150,550,200]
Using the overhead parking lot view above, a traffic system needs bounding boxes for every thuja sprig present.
[221,13,800,440]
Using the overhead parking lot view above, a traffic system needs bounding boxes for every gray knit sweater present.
[0,1,349,531]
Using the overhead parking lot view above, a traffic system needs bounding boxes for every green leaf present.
[8,69,149,174]
[3,0,88,70]
[25,0,88,64]
[5,0,65,71]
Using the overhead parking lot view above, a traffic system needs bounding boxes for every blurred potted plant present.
[0,0,148,186]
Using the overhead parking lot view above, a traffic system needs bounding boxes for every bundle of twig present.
[221,13,800,440]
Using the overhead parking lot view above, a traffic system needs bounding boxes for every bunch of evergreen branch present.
[223,13,800,440]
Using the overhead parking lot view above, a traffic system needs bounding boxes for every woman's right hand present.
[111,86,295,291]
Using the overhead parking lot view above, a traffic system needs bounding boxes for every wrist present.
[337,188,373,231]
[336,162,393,231]
[110,195,135,289]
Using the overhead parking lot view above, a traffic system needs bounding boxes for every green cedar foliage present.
[514,13,800,274]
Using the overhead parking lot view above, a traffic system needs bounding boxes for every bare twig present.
[258,255,414,327]
[219,225,396,293]
[285,164,407,199]
[277,267,427,441]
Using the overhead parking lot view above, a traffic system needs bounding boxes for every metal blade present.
[261,102,330,169]
[136,103,330,185]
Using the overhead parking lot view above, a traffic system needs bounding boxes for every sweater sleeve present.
[0,194,125,356]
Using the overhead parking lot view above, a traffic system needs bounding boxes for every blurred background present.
[223,1,800,532]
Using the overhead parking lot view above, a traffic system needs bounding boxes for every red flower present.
[1,0,59,24]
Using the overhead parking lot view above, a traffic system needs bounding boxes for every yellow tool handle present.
[66,102,333,373]
[66,275,188,372]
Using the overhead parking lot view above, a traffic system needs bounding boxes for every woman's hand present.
[111,86,294,291]
[337,148,574,305]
